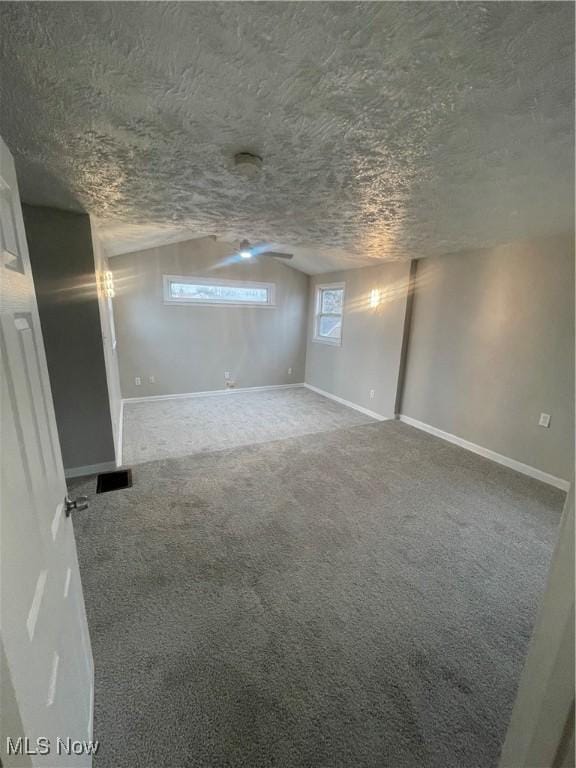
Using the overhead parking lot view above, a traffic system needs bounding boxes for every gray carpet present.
[71,421,564,768]
[122,387,376,465]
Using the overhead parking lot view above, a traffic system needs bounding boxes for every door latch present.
[65,495,89,517]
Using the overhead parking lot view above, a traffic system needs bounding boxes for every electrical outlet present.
[538,413,551,428]
[224,371,231,380]
[288,367,292,375]
[369,389,375,400]
[135,377,141,386]
[149,375,155,384]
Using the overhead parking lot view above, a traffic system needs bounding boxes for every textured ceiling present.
[0,2,574,273]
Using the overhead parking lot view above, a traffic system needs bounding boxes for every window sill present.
[312,336,342,347]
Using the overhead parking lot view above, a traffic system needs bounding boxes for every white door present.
[0,136,95,766]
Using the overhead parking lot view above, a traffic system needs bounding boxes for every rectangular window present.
[313,282,345,345]
[163,275,275,307]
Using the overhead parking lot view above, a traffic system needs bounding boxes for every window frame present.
[312,281,345,346]
[163,275,276,308]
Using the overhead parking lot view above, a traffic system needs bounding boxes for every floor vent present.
[96,469,133,494]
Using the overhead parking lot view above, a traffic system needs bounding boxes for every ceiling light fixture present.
[239,239,252,259]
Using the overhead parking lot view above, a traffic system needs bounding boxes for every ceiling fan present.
[237,239,293,261]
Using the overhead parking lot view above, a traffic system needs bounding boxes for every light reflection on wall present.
[103,270,115,298]
[44,275,99,303]
[100,265,139,298]
[344,266,433,316]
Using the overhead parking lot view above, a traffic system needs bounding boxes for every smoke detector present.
[233,152,263,178]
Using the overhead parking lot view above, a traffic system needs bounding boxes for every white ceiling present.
[0,2,573,274]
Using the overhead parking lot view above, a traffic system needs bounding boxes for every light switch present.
[538,413,551,428]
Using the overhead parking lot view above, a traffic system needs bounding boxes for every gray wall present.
[23,205,116,472]
[112,238,309,398]
[401,233,575,481]
[305,262,412,418]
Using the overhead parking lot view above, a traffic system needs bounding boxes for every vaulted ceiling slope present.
[0,2,573,273]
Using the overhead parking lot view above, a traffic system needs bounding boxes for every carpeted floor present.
[122,386,376,465]
[71,420,564,768]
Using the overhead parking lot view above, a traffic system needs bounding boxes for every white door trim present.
[399,414,570,491]
[116,399,124,467]
[499,485,575,767]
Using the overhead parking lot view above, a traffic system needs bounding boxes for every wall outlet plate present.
[369,389,375,400]
[149,375,155,384]
[224,371,231,380]
[538,413,551,428]
[135,377,141,386]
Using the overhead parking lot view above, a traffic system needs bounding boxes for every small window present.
[313,282,345,345]
[163,275,275,307]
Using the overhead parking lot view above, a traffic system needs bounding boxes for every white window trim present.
[312,281,345,346]
[163,275,276,307]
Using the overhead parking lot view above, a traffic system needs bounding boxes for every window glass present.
[321,288,343,314]
[169,282,269,304]
[164,276,275,306]
[318,315,342,339]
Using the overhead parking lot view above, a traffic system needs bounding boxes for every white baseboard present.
[399,415,570,492]
[304,383,389,421]
[65,461,117,479]
[116,400,124,467]
[122,382,305,406]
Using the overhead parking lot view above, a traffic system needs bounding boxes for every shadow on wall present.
[22,204,116,473]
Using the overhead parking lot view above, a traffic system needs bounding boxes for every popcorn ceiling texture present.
[0,2,574,273]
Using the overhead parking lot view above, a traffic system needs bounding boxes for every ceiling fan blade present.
[261,251,293,260]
